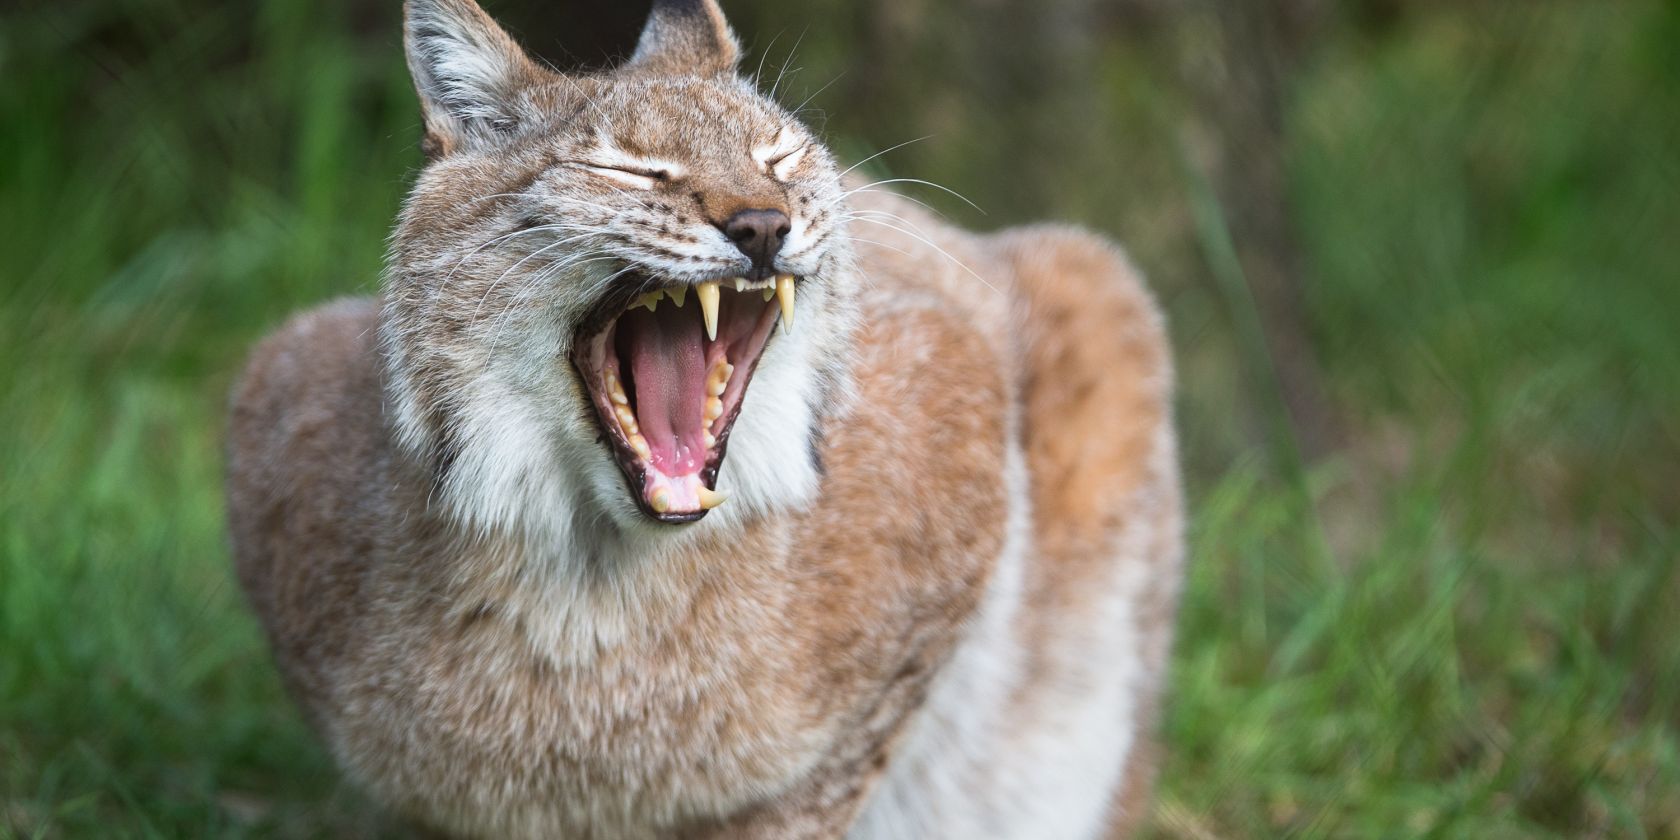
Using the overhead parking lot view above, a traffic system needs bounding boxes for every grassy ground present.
[3,0,1677,837]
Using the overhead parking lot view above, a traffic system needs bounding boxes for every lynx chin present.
[225,0,1184,836]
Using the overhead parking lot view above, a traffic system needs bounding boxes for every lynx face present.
[381,0,856,539]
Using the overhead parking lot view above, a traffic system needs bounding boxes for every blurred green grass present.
[2,0,1678,837]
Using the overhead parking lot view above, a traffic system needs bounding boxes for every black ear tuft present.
[624,0,740,78]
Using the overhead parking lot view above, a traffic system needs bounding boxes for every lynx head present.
[380,0,856,544]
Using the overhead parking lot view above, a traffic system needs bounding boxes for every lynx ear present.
[404,0,548,157]
[625,0,740,78]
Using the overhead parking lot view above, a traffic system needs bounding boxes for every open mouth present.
[572,273,796,523]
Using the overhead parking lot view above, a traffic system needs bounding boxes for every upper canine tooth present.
[635,290,662,312]
[776,275,796,334]
[667,286,687,308]
[696,281,720,340]
[697,486,727,510]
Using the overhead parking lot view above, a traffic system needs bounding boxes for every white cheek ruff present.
[380,278,838,560]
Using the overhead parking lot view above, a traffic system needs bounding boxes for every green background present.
[2,0,1677,836]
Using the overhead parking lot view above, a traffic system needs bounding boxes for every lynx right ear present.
[405,0,549,157]
[625,0,741,78]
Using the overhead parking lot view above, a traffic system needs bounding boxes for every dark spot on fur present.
[459,601,497,632]
[420,131,449,161]
[807,423,827,477]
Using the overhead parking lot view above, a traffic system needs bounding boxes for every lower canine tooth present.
[697,486,727,510]
[650,487,672,513]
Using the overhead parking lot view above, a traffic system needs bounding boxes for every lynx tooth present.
[696,281,720,340]
[697,486,727,510]
[776,275,796,333]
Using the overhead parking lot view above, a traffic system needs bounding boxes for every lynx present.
[225,0,1184,836]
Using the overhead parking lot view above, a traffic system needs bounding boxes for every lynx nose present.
[722,208,791,280]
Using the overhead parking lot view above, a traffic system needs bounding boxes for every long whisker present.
[750,29,784,90]
[843,177,985,215]
[445,226,590,283]
[483,254,620,358]
[768,26,809,102]
[837,235,914,259]
[841,213,998,293]
[838,136,933,180]
[471,237,605,322]
[789,71,845,115]
[843,187,948,218]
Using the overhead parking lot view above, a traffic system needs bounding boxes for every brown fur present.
[227,1,1182,836]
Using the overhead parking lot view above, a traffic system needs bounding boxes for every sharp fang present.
[696,281,720,340]
[635,290,662,312]
[776,274,796,333]
[733,277,747,292]
[650,487,672,513]
[667,285,687,307]
[697,486,727,510]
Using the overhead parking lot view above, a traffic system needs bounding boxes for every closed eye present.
[578,163,677,190]
[766,145,809,181]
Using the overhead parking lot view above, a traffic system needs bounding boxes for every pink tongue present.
[623,305,707,476]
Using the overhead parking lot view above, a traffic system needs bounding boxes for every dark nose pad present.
[722,208,792,280]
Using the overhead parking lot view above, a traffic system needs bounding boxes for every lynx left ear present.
[625,0,740,77]
[405,0,550,157]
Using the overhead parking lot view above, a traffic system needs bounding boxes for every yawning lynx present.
[225,0,1183,836]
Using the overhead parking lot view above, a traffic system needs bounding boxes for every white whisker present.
[843,177,985,215]
[841,213,998,293]
[838,136,933,180]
